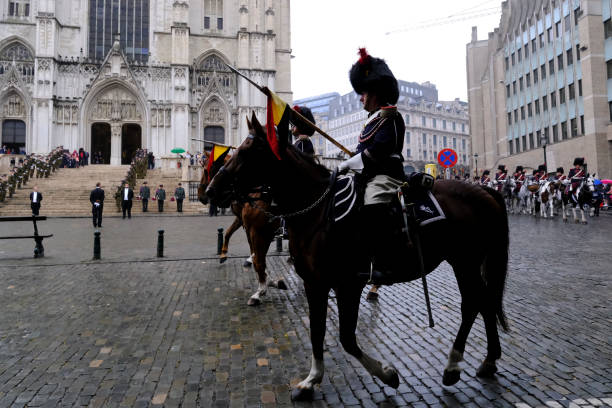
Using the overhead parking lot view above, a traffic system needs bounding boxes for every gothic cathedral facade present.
[0,0,291,164]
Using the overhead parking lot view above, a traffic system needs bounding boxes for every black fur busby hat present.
[573,157,584,166]
[291,105,316,137]
[349,48,399,105]
[537,164,547,172]
[498,165,506,172]
[515,165,523,173]
[556,167,564,173]
[483,170,490,175]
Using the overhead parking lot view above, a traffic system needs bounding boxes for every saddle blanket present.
[331,174,446,226]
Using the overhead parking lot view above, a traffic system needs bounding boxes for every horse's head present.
[206,113,279,203]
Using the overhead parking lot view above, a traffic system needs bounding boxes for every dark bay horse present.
[197,152,286,306]
[207,114,510,400]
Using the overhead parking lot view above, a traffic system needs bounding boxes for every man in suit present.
[30,185,42,216]
[121,182,134,219]
[140,181,150,212]
[156,184,166,212]
[174,183,185,212]
[90,182,105,228]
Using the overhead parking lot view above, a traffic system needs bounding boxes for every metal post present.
[217,228,223,255]
[276,235,283,252]
[93,231,101,260]
[543,144,548,172]
[157,229,164,258]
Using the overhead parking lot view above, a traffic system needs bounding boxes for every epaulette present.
[380,106,397,118]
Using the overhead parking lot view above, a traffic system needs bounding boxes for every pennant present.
[207,144,230,181]
[266,90,290,160]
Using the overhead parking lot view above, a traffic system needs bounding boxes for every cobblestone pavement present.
[0,215,610,407]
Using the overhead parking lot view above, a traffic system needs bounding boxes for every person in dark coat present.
[140,181,150,212]
[174,183,185,212]
[155,184,166,212]
[30,185,42,216]
[291,105,316,156]
[90,182,105,228]
[121,182,134,219]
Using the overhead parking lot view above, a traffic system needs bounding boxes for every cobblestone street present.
[0,215,610,407]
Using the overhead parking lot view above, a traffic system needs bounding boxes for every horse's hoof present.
[442,369,461,386]
[291,387,314,401]
[219,256,227,264]
[383,367,400,389]
[476,361,497,378]
[247,297,261,306]
[276,279,288,290]
[243,260,252,267]
[366,291,379,301]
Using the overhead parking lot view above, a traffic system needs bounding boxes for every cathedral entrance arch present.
[1,119,26,153]
[121,124,141,164]
[91,123,111,164]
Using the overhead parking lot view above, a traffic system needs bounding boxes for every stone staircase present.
[0,165,206,217]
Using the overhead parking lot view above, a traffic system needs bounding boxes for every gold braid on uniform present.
[359,116,387,143]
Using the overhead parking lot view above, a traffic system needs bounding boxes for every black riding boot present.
[359,203,409,285]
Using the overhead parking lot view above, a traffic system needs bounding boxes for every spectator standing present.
[30,185,42,216]
[156,184,166,212]
[140,181,150,212]
[90,182,105,228]
[175,183,185,212]
[121,182,134,219]
[148,152,155,169]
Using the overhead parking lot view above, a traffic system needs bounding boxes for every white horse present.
[566,175,594,224]
[538,181,556,219]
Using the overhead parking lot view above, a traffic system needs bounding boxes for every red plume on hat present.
[349,48,399,105]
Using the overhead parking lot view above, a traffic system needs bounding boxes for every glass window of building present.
[605,19,612,39]
[8,0,30,17]
[559,87,565,104]
[547,27,553,42]
[405,131,410,144]
[607,61,612,79]
[569,83,575,100]
[531,38,537,53]
[551,91,557,107]
[508,140,514,155]
[433,134,437,145]
[543,128,549,144]
[553,124,559,142]
[526,73,531,87]
[578,79,582,96]
[513,81,517,94]
[571,118,577,137]
[443,135,447,147]
[462,139,466,150]
[534,69,539,83]
[88,0,150,62]
[524,44,529,58]
[422,116,426,126]
[507,112,512,125]
[453,138,457,149]
[539,33,545,47]
[529,133,534,149]
[543,95,548,111]
[566,48,573,66]
[555,21,561,37]
[562,121,568,139]
[527,103,533,117]
[422,133,427,144]
[549,60,555,74]
[406,148,411,157]
[452,122,456,131]
[505,56,509,70]
[405,114,410,124]
[580,115,584,134]
[557,54,563,70]
[515,138,520,153]
[609,102,612,122]
[541,64,546,79]
[205,0,224,30]
[442,120,447,129]
[535,100,540,114]
[522,135,527,151]
[514,110,518,122]
[564,15,570,32]
[506,85,511,98]
[520,106,525,120]
[432,118,437,128]
[462,123,465,133]
[536,130,541,147]
[511,53,515,65]
[518,49,522,62]
[576,45,581,60]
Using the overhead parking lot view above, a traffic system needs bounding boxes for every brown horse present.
[207,113,509,400]
[197,150,287,306]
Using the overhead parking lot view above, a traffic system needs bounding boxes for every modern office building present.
[0,0,291,164]
[467,0,612,176]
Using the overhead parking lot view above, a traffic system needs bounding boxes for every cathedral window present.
[88,0,149,62]
[204,0,223,30]
[8,0,30,17]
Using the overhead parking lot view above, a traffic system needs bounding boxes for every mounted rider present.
[337,48,414,283]
[568,157,586,194]
[555,167,567,181]
[480,170,491,186]
[537,164,548,182]
[513,166,525,193]
[494,165,507,192]
[291,105,316,156]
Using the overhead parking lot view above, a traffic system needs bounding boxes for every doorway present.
[121,124,141,164]
[91,123,111,164]
[1,120,26,153]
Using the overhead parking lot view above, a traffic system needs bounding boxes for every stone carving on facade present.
[1,93,25,118]
[90,88,143,122]
[0,42,35,87]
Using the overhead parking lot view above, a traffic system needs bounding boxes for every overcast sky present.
[291,0,502,102]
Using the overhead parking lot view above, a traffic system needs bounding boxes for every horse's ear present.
[250,112,265,139]
[246,115,252,132]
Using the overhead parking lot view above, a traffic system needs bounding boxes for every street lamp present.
[474,153,479,178]
[540,134,548,175]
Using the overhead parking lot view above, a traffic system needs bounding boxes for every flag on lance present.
[437,148,458,168]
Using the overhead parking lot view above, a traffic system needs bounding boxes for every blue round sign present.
[437,148,458,168]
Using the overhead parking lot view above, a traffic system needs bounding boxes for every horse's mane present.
[284,144,331,183]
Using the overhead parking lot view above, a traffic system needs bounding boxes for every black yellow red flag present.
[206,144,230,181]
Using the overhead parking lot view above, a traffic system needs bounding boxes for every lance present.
[190,138,237,149]
[224,62,354,157]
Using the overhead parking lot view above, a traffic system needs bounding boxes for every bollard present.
[276,235,283,252]
[157,229,164,258]
[217,228,224,255]
[93,231,101,260]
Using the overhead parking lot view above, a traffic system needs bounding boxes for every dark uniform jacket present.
[156,189,166,201]
[356,107,405,181]
[294,138,314,156]
[140,186,150,199]
[174,187,185,200]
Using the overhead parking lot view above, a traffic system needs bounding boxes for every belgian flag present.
[207,144,230,181]
[266,90,291,160]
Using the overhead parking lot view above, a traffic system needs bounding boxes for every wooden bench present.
[0,216,53,258]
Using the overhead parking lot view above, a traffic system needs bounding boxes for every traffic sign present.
[437,148,458,168]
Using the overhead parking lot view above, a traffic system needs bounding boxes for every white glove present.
[338,153,364,174]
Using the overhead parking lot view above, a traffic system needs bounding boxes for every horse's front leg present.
[292,284,329,401]
[581,207,588,224]
[337,283,399,388]
[220,216,242,263]
[247,230,272,306]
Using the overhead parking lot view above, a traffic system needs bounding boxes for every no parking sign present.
[437,148,458,168]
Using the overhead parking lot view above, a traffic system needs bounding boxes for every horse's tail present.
[481,187,510,332]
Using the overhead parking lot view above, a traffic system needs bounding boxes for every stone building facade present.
[0,0,291,164]
[467,0,612,177]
